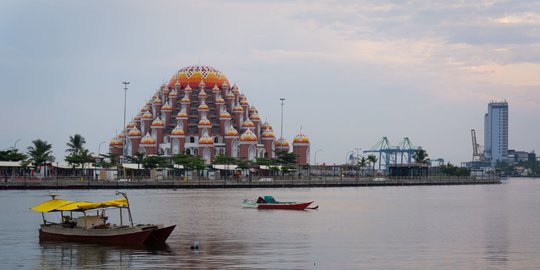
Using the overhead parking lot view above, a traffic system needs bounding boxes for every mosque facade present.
[109,65,310,164]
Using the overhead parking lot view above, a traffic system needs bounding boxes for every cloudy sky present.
[1,0,539,164]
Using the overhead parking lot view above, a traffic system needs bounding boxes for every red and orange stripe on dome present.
[168,65,230,89]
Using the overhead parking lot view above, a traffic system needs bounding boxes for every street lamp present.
[98,141,106,156]
[13,139,21,149]
[314,149,322,165]
[345,150,354,164]
[122,82,130,160]
[279,98,285,138]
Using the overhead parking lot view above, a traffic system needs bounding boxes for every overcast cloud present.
[1,0,539,164]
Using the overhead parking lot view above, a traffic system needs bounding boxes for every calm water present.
[1,178,539,269]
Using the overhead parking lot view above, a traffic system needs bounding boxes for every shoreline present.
[1,177,501,190]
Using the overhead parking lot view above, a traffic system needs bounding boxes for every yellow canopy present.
[31,199,73,213]
[31,198,128,212]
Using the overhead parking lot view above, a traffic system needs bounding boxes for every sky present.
[1,0,539,165]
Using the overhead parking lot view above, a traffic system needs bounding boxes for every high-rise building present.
[483,101,508,165]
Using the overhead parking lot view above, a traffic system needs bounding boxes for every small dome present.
[226,91,235,99]
[242,119,255,129]
[143,110,153,119]
[169,89,178,97]
[233,104,244,112]
[181,95,190,104]
[126,121,135,129]
[212,84,220,93]
[198,101,209,111]
[249,105,258,114]
[184,84,193,91]
[261,121,272,130]
[110,136,123,146]
[198,80,206,88]
[198,132,214,145]
[225,125,239,137]
[161,101,172,111]
[198,116,212,127]
[170,124,185,136]
[250,112,261,121]
[293,132,310,144]
[275,137,290,147]
[240,99,249,106]
[162,86,170,93]
[146,100,152,106]
[261,128,275,139]
[153,97,162,105]
[141,105,150,113]
[134,113,142,121]
[176,108,188,119]
[128,126,142,137]
[151,117,164,127]
[232,86,240,94]
[222,81,229,89]
[240,129,257,142]
[140,133,156,145]
[198,88,208,97]
[215,95,225,104]
[220,109,231,119]
[118,131,126,139]
[174,79,181,87]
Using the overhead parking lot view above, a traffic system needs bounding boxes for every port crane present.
[471,129,484,161]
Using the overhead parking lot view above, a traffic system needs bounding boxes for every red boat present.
[31,192,175,246]
[242,196,317,210]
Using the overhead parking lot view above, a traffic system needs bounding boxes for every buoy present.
[190,240,199,250]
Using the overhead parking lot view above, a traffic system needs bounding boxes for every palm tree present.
[27,139,54,177]
[358,156,367,176]
[367,154,378,176]
[413,149,429,164]
[126,152,146,177]
[66,134,86,155]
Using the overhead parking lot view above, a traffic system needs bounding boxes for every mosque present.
[109,65,310,164]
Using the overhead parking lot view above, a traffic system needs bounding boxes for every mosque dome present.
[198,133,214,145]
[240,129,257,142]
[293,132,310,144]
[168,65,230,90]
[261,128,275,139]
[161,102,172,111]
[275,137,290,147]
[110,136,123,146]
[242,119,255,129]
[140,133,156,145]
[118,131,126,139]
[225,126,239,137]
[170,125,185,136]
[261,121,272,130]
[151,117,164,127]
[142,110,153,119]
[128,126,142,137]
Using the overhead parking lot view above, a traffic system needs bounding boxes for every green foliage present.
[99,153,119,168]
[255,157,274,166]
[367,154,378,176]
[172,153,205,171]
[440,163,470,176]
[125,152,146,170]
[413,149,429,164]
[0,149,27,162]
[236,160,252,170]
[274,150,297,165]
[213,154,239,165]
[66,134,87,155]
[143,155,167,169]
[65,148,94,169]
[27,139,54,166]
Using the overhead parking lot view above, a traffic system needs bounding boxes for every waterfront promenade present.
[1,176,500,189]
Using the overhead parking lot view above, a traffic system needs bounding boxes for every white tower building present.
[484,101,508,165]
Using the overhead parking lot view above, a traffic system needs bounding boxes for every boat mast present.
[116,191,134,226]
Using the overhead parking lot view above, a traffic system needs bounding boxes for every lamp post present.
[98,141,106,157]
[345,150,354,164]
[279,98,285,138]
[314,149,322,165]
[122,81,130,161]
[13,139,21,150]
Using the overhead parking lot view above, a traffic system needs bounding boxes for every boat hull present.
[146,225,176,244]
[39,225,153,245]
[242,200,314,210]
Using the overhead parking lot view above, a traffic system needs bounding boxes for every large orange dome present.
[168,65,230,89]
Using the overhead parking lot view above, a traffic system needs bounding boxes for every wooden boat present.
[242,195,317,210]
[31,192,175,246]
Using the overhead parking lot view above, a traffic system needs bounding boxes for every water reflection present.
[38,240,172,269]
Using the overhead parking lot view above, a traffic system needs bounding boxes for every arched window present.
[203,148,211,164]
[190,137,195,143]
[186,148,191,155]
[232,139,238,158]
[248,145,256,161]
[172,139,179,155]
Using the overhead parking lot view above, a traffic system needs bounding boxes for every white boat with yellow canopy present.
[31,192,175,245]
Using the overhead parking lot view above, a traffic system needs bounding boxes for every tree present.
[66,134,86,155]
[357,156,367,176]
[143,155,167,170]
[126,152,146,171]
[367,154,378,176]
[172,153,206,176]
[0,149,27,162]
[273,150,297,165]
[99,152,119,169]
[213,154,238,165]
[27,139,54,167]
[440,162,470,176]
[65,148,94,175]
[413,149,429,164]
